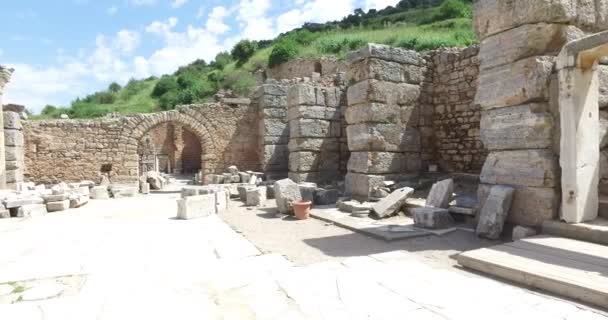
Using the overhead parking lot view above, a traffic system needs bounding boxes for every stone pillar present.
[173,124,184,174]
[3,104,25,189]
[0,66,14,189]
[344,44,424,200]
[256,82,289,181]
[474,0,606,227]
[287,84,342,184]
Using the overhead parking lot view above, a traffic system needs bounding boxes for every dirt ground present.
[219,198,499,268]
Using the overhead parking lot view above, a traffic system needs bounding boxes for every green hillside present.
[35,0,475,120]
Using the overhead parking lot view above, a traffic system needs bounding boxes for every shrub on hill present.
[269,39,298,67]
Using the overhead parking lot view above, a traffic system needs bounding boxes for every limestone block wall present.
[266,58,346,81]
[427,46,486,173]
[0,66,13,189]
[24,104,261,185]
[286,84,345,184]
[3,105,25,188]
[255,83,289,180]
[344,44,426,200]
[473,0,608,227]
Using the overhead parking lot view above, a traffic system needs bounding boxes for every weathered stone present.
[4,197,44,209]
[289,151,340,172]
[288,138,340,152]
[477,185,515,240]
[413,207,454,229]
[206,174,225,185]
[215,190,228,213]
[347,80,420,106]
[110,186,137,198]
[287,84,322,106]
[480,150,559,188]
[289,119,338,138]
[480,103,554,150]
[345,173,385,200]
[90,186,110,200]
[80,180,96,188]
[0,210,9,218]
[246,187,267,206]
[3,111,22,130]
[237,184,256,202]
[69,195,89,208]
[338,199,357,213]
[298,183,317,202]
[349,58,424,84]
[238,172,252,184]
[347,124,420,152]
[288,171,340,184]
[16,204,47,218]
[47,200,70,212]
[478,23,584,70]
[345,102,401,125]
[226,165,239,175]
[600,65,608,108]
[145,171,166,190]
[140,182,150,194]
[348,152,421,174]
[426,179,454,209]
[274,179,302,214]
[478,184,558,227]
[372,187,414,218]
[4,130,23,147]
[313,189,340,205]
[347,43,424,66]
[475,56,554,110]
[512,226,539,241]
[176,194,216,220]
[43,194,69,203]
[473,0,597,40]
[287,105,336,121]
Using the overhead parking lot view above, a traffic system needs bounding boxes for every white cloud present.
[237,0,275,40]
[107,6,118,16]
[115,30,141,53]
[276,0,356,33]
[364,0,399,11]
[206,6,230,35]
[129,0,157,6]
[171,0,188,8]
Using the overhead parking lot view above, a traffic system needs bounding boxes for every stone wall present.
[266,58,346,81]
[287,84,345,184]
[473,0,608,227]
[344,44,426,200]
[3,105,25,188]
[427,46,486,173]
[0,66,13,188]
[255,83,290,181]
[24,104,261,185]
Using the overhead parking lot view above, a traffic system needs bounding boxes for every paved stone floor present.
[0,193,606,319]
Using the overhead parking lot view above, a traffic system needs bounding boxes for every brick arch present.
[121,109,218,177]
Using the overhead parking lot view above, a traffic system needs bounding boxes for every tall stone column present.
[255,83,289,181]
[0,66,14,189]
[173,124,184,174]
[474,0,607,226]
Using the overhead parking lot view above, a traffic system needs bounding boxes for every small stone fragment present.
[176,194,216,220]
[512,226,538,241]
[477,185,516,240]
[90,186,110,200]
[313,189,339,205]
[246,187,267,207]
[372,187,414,218]
[426,179,454,208]
[47,200,70,212]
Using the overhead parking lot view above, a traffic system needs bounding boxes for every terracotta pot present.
[292,200,312,220]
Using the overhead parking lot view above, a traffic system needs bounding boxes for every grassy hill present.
[35,0,475,120]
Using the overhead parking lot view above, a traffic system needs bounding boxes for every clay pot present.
[292,200,312,220]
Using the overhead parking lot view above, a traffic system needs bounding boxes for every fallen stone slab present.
[74,186,90,196]
[274,179,302,214]
[4,197,44,209]
[15,204,47,218]
[110,186,138,198]
[426,179,454,208]
[43,194,69,203]
[477,185,516,240]
[90,186,110,200]
[47,200,70,212]
[176,194,216,220]
[372,187,414,218]
[448,206,477,216]
[69,195,89,208]
[246,187,267,207]
[413,207,454,229]
[512,226,538,241]
[51,183,70,195]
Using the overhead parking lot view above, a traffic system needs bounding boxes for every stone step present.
[457,235,608,309]
[543,218,608,245]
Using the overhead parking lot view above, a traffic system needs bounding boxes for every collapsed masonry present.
[4,0,608,229]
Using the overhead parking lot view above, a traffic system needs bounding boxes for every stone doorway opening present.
[138,122,203,175]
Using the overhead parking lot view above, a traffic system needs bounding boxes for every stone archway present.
[557,31,608,223]
[121,110,218,180]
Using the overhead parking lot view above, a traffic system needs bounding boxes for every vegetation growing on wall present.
[35,0,475,119]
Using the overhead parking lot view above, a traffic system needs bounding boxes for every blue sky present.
[1,0,399,113]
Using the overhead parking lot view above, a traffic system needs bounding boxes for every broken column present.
[0,66,14,189]
[345,44,424,200]
[256,82,289,181]
[287,84,342,184]
[473,0,607,226]
[3,104,25,189]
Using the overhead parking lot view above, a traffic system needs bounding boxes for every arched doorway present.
[138,122,202,175]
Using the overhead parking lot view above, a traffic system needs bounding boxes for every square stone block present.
[345,172,385,201]
[259,83,288,97]
[3,112,22,130]
[290,119,339,138]
[347,79,420,106]
[4,130,23,147]
[480,150,559,188]
[47,200,70,212]
[289,151,340,172]
[288,138,340,152]
[347,124,420,152]
[288,171,341,184]
[348,58,424,84]
[480,103,554,150]
[287,84,325,106]
[176,194,216,220]
[260,119,288,137]
[348,152,421,174]
[346,43,424,66]
[287,105,332,121]
[262,107,286,119]
[475,56,554,110]
[263,144,289,165]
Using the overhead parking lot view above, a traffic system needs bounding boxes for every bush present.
[268,39,299,67]
[212,51,232,70]
[122,79,146,99]
[108,82,122,93]
[152,76,178,98]
[231,40,258,65]
[317,37,367,55]
[159,91,179,110]
[41,105,58,116]
[426,0,471,23]
[224,71,256,97]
